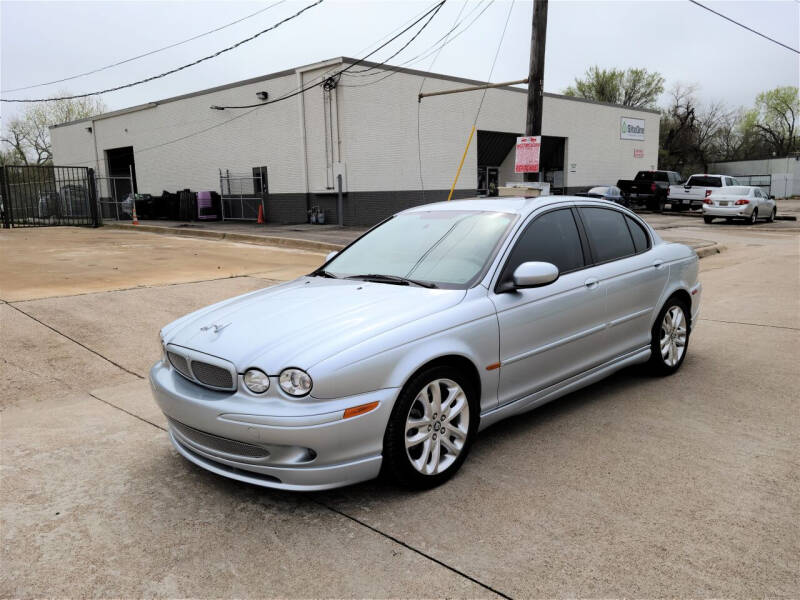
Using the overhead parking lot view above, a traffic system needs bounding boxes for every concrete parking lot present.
[1,213,798,597]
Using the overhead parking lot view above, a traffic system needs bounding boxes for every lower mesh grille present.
[170,419,269,459]
[167,352,191,378]
[191,361,233,389]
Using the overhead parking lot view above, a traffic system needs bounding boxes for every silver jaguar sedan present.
[150,197,701,491]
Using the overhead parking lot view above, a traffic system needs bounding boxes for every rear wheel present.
[648,297,690,376]
[703,216,714,224]
[749,208,758,225]
[383,366,478,489]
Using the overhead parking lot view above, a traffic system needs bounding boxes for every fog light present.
[243,369,270,393]
[279,368,312,396]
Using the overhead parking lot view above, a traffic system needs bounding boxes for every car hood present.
[166,277,466,373]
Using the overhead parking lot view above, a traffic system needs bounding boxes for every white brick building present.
[51,57,660,225]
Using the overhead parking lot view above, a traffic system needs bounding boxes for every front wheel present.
[703,216,714,224]
[383,366,478,488]
[768,207,776,223]
[648,298,690,376]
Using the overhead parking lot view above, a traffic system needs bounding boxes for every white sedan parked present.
[702,186,776,224]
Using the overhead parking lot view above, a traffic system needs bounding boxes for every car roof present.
[400,196,621,217]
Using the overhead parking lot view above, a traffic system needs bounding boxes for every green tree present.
[744,86,799,157]
[1,95,106,165]
[564,66,665,109]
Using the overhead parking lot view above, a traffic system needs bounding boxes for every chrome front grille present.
[167,352,191,379]
[165,345,236,392]
[169,419,269,459]
[191,361,233,389]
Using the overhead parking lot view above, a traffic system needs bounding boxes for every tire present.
[647,297,690,376]
[768,207,776,223]
[749,208,758,225]
[383,365,478,489]
[703,216,714,224]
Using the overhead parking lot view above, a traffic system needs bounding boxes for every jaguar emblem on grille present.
[201,322,231,334]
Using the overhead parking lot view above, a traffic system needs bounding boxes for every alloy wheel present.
[660,306,687,367]
[404,378,470,475]
[750,209,758,224]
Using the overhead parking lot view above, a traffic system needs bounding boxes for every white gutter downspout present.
[296,70,310,197]
[91,118,100,175]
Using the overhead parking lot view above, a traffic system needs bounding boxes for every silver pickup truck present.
[668,174,740,210]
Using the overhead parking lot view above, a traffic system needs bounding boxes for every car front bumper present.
[702,204,754,218]
[149,361,397,491]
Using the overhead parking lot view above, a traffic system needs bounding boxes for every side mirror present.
[325,251,338,263]
[512,261,559,289]
[769,195,775,200]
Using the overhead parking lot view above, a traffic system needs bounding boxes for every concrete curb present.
[695,243,726,259]
[104,222,340,253]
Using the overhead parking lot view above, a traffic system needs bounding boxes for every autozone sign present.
[514,136,541,173]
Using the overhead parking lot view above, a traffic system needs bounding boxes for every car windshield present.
[323,210,517,288]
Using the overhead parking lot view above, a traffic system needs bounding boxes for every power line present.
[64,0,448,163]
[418,0,470,202]
[688,0,799,54]
[0,1,288,94]
[473,0,515,125]
[0,0,325,103]
[339,0,495,87]
[211,0,447,110]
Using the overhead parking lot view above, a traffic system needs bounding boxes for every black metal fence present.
[1,165,99,228]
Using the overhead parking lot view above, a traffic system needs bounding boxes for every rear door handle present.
[584,277,599,289]
[653,260,664,269]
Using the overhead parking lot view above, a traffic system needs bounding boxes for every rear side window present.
[579,207,636,263]
[501,209,585,278]
[625,215,650,253]
[687,176,722,187]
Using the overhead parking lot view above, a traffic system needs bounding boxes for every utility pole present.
[524,0,548,183]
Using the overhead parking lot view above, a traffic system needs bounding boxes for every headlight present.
[279,368,312,396]
[243,369,270,394]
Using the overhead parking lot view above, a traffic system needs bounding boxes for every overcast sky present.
[1,0,798,126]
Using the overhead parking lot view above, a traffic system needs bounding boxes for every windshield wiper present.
[345,273,437,289]
[311,269,338,279]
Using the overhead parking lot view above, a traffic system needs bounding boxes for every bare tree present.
[1,95,106,165]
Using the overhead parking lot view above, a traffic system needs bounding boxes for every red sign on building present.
[514,136,541,173]
[633,148,644,158]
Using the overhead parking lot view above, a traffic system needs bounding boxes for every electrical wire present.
[472,0,515,126]
[688,0,799,54]
[211,0,447,110]
[344,2,448,76]
[1,1,288,94]
[418,0,470,201]
[0,0,325,103]
[340,0,495,88]
[62,0,448,164]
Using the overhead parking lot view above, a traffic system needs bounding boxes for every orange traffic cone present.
[257,204,265,224]
[132,205,139,225]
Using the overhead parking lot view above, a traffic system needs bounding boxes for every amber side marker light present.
[343,401,379,419]
[486,362,501,371]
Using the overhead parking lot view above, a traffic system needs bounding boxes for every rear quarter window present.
[625,216,650,253]
[687,176,722,187]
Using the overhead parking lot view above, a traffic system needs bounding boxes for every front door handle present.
[584,277,599,289]
[653,259,664,269]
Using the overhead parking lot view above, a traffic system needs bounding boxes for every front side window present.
[579,207,636,263]
[324,210,516,288]
[500,209,585,281]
